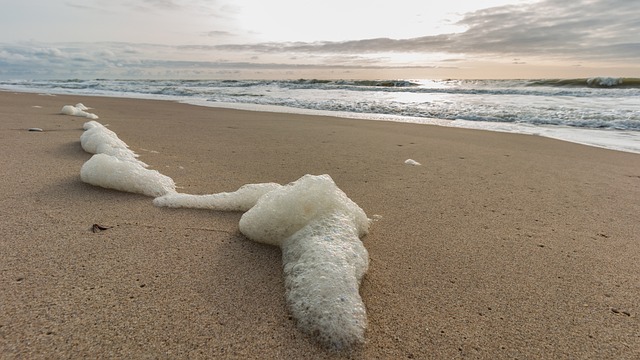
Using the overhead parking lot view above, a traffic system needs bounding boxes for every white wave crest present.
[587,77,623,87]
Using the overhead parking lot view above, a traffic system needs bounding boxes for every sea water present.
[4,77,640,153]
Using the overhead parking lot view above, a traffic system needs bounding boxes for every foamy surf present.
[79,121,372,350]
[6,78,640,154]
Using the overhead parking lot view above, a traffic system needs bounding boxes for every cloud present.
[2,0,638,79]
[64,2,96,11]
[64,1,117,14]
[213,0,640,63]
[0,42,438,79]
[450,0,640,56]
[203,30,234,38]
[141,0,181,9]
[0,42,144,78]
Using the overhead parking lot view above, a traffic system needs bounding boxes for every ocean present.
[2,77,639,154]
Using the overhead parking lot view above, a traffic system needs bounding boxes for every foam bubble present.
[153,183,282,211]
[80,153,175,197]
[61,104,99,119]
[239,174,370,349]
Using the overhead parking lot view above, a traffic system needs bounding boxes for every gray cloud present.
[141,0,181,9]
[2,0,638,79]
[0,42,438,79]
[64,2,96,11]
[203,30,234,38]
[214,0,640,63]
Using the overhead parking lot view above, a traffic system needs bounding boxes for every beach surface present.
[1,91,639,359]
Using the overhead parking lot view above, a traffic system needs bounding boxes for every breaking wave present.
[528,77,640,89]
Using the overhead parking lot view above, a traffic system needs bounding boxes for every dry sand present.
[1,91,639,359]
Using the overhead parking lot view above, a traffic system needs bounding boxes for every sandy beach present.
[1,90,639,359]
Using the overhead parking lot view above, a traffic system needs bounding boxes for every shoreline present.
[2,86,640,155]
[1,91,639,359]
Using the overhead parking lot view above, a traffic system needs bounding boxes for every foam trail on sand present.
[239,174,370,349]
[61,103,99,119]
[153,183,282,211]
[81,153,175,197]
[77,120,371,349]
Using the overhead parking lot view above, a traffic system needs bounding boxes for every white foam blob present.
[404,159,421,166]
[74,103,90,111]
[153,183,282,211]
[80,153,175,197]
[281,212,369,349]
[82,120,104,130]
[239,174,370,349]
[240,175,369,246]
[80,126,128,153]
[80,122,146,166]
[61,104,99,119]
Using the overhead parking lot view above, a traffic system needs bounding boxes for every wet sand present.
[1,91,639,359]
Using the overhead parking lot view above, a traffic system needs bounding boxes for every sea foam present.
[61,103,99,119]
[239,174,370,349]
[404,159,421,166]
[80,124,145,165]
[155,174,371,349]
[78,121,371,349]
[281,212,369,349]
[80,121,173,196]
[83,120,104,130]
[239,174,369,246]
[80,153,175,197]
[153,183,282,211]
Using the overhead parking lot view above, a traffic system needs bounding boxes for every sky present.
[0,0,639,79]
